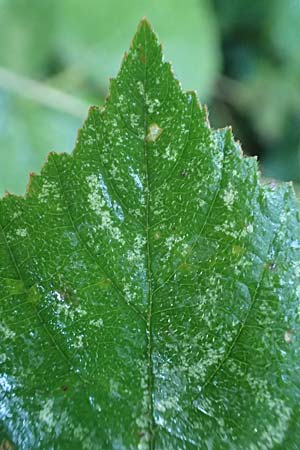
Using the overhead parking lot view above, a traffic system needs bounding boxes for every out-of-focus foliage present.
[0,0,300,195]
[211,0,300,182]
[0,0,220,195]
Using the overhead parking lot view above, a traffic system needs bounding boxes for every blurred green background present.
[0,0,300,195]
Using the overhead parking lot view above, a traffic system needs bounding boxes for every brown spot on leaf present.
[0,440,14,450]
[138,45,146,64]
[267,261,277,271]
[284,330,293,343]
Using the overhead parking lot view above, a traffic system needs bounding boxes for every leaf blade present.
[1,19,300,450]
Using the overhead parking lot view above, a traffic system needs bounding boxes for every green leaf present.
[1,20,300,449]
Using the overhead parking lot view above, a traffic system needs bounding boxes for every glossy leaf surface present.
[1,20,300,450]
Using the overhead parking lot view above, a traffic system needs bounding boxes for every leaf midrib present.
[142,25,156,449]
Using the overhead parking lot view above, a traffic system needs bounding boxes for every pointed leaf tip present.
[132,17,160,52]
[138,16,154,31]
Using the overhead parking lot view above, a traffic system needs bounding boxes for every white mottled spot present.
[136,361,151,450]
[293,261,300,277]
[284,330,293,343]
[123,283,137,303]
[229,370,293,448]
[16,228,27,237]
[77,335,84,348]
[74,424,85,440]
[129,167,143,190]
[240,223,254,238]
[53,291,64,302]
[137,433,151,450]
[165,235,183,252]
[130,113,139,129]
[146,124,163,142]
[52,291,87,321]
[0,323,15,340]
[90,318,104,328]
[76,306,87,317]
[126,235,146,266]
[280,212,287,224]
[86,174,124,244]
[86,174,107,216]
[156,396,179,413]
[38,181,59,204]
[162,144,177,162]
[89,395,102,413]
[55,302,74,320]
[146,95,160,114]
[39,399,55,428]
[110,163,118,178]
[246,224,254,234]
[137,81,144,97]
[291,240,300,249]
[0,354,7,364]
[222,187,235,208]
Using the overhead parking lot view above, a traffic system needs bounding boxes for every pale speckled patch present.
[0,322,15,340]
[16,228,27,237]
[86,173,125,244]
[39,399,55,428]
[90,318,104,328]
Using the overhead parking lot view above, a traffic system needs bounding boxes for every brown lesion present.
[146,124,163,142]
[284,329,293,344]
[138,45,147,64]
[0,440,14,450]
[178,262,192,272]
[266,261,277,271]
[53,285,80,306]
